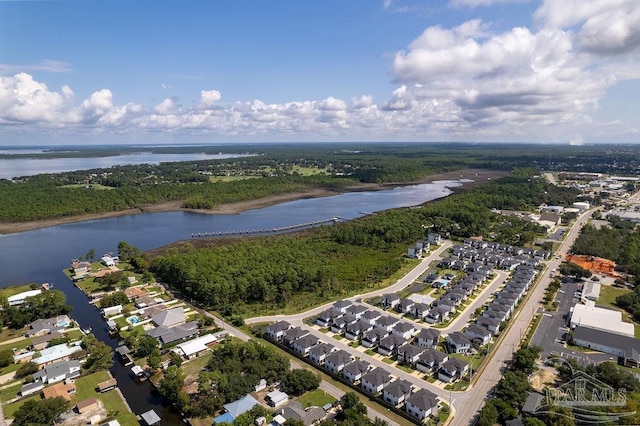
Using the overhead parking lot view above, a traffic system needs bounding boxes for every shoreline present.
[0,168,505,235]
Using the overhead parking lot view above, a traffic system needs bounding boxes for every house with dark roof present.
[377,334,407,357]
[360,310,381,325]
[330,314,356,335]
[324,350,354,374]
[392,322,417,340]
[406,389,439,420]
[345,304,369,320]
[416,328,440,348]
[396,298,415,314]
[361,328,389,348]
[308,343,335,365]
[416,349,449,373]
[375,316,400,332]
[438,358,469,383]
[383,379,413,407]
[315,309,343,328]
[475,316,501,333]
[292,335,320,356]
[361,368,393,395]
[332,300,353,313]
[343,360,371,384]
[282,327,310,346]
[446,332,472,354]
[397,344,425,365]
[146,321,199,345]
[465,324,492,346]
[266,321,292,341]
[345,319,374,341]
[411,303,430,319]
[425,305,453,324]
[280,400,326,426]
[381,294,400,310]
[25,315,71,338]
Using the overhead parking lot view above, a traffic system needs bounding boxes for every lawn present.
[0,284,34,298]
[0,383,21,404]
[0,335,32,353]
[597,285,631,310]
[208,175,260,183]
[3,394,41,418]
[296,388,336,408]
[181,352,213,380]
[75,372,139,426]
[60,184,115,190]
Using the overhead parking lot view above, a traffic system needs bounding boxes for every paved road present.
[450,208,597,426]
[244,210,595,425]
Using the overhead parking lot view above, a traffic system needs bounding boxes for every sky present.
[0,0,639,145]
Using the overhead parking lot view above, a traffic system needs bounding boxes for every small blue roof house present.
[214,394,259,424]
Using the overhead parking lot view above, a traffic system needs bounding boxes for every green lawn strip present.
[66,329,84,341]
[0,383,21,404]
[396,364,414,374]
[382,358,394,365]
[522,313,543,347]
[75,371,137,425]
[296,388,336,408]
[60,184,115,190]
[449,353,483,371]
[0,336,32,354]
[635,325,640,339]
[0,361,25,376]
[443,379,469,391]
[0,326,29,342]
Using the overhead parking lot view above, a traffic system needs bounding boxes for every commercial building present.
[570,302,635,338]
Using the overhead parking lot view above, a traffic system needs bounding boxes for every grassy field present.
[208,175,260,183]
[60,184,115,190]
[597,285,631,310]
[3,394,41,418]
[181,351,213,381]
[0,383,21,404]
[0,284,35,298]
[297,388,336,408]
[75,371,138,426]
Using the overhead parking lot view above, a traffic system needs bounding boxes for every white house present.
[265,321,292,341]
[308,343,335,365]
[343,360,371,384]
[361,368,393,395]
[382,379,413,407]
[266,390,289,408]
[406,389,439,420]
[324,350,354,374]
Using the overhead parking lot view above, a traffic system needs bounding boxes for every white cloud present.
[0,73,74,123]
[351,95,373,109]
[154,98,178,115]
[200,89,222,107]
[161,83,172,89]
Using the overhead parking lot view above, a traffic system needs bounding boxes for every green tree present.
[86,248,96,261]
[13,396,70,426]
[494,371,531,408]
[279,369,321,397]
[82,334,114,372]
[135,335,159,358]
[15,361,38,379]
[0,349,13,368]
[476,402,498,426]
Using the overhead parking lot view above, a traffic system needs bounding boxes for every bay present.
[0,180,462,423]
[0,152,251,179]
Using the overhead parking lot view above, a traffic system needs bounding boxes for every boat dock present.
[191,217,347,238]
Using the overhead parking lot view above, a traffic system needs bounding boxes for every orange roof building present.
[42,381,76,400]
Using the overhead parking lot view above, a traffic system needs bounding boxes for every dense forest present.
[0,290,72,329]
[150,169,579,317]
[571,218,640,279]
[1,142,622,224]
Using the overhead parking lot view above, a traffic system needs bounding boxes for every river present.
[0,180,463,424]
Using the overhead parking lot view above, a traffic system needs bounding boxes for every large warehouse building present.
[569,301,635,338]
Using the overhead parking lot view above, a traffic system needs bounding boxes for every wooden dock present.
[191,217,346,238]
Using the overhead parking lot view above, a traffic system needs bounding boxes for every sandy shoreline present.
[0,169,505,235]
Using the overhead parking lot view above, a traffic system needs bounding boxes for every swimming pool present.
[126,316,140,325]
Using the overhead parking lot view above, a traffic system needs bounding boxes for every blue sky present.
[1,0,639,145]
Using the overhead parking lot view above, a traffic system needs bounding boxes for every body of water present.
[0,152,251,179]
[0,180,461,424]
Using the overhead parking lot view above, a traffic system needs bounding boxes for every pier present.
[191,217,346,238]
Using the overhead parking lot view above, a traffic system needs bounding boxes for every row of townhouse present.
[265,320,441,422]
[447,240,549,272]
